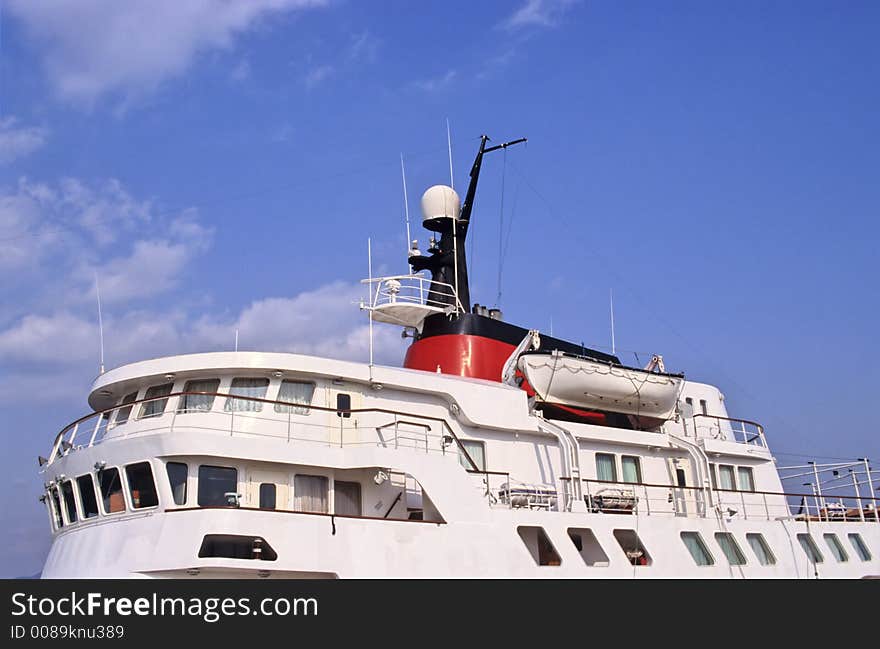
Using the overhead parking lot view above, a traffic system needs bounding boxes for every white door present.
[246,467,291,510]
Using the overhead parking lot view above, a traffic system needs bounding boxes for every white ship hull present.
[519,352,685,420]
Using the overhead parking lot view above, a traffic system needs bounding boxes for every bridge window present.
[98,468,126,513]
[718,465,736,490]
[294,474,329,513]
[614,529,651,566]
[275,380,316,415]
[737,467,755,492]
[138,383,173,419]
[126,462,159,508]
[336,393,352,418]
[518,526,561,566]
[334,480,362,517]
[797,533,824,564]
[708,463,718,489]
[715,532,746,565]
[166,462,188,506]
[60,480,78,524]
[259,483,277,509]
[681,532,714,566]
[50,488,64,528]
[848,533,872,561]
[179,379,220,412]
[76,475,99,519]
[198,465,238,506]
[596,453,617,482]
[459,440,486,471]
[198,535,277,561]
[621,456,641,484]
[568,528,609,566]
[746,533,776,566]
[114,391,138,425]
[699,399,708,416]
[225,378,269,412]
[824,533,849,563]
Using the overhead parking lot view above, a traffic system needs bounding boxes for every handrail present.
[164,505,444,525]
[361,273,465,315]
[692,413,766,446]
[47,390,481,472]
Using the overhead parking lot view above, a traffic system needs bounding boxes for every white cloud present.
[304,64,334,89]
[501,0,577,31]
[0,117,49,164]
[7,0,328,107]
[348,30,380,64]
[413,70,456,93]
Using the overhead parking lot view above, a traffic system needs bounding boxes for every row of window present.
[46,461,365,531]
[520,524,873,569]
[596,453,642,484]
[709,463,755,492]
[113,378,318,427]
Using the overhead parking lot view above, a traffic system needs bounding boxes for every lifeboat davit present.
[518,351,685,421]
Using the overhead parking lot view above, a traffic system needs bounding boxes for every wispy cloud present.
[413,69,456,93]
[0,117,49,165]
[229,59,251,82]
[501,0,577,31]
[304,64,334,89]
[348,30,380,63]
[6,0,329,108]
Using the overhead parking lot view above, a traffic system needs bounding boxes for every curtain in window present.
[180,379,220,412]
[225,378,269,412]
[737,467,755,492]
[459,440,486,471]
[275,381,315,415]
[718,465,736,490]
[596,454,617,482]
[747,534,774,565]
[716,533,746,565]
[114,391,138,426]
[682,532,713,566]
[140,383,173,419]
[622,456,641,484]
[798,534,823,563]
[334,481,362,516]
[294,475,328,513]
[824,534,848,562]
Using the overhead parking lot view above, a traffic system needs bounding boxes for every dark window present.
[614,529,651,566]
[517,526,561,566]
[336,393,351,418]
[126,462,159,508]
[51,488,64,528]
[114,391,138,425]
[567,528,610,567]
[61,481,78,523]
[98,468,125,513]
[76,475,99,519]
[699,399,708,416]
[334,481,362,516]
[259,483,277,509]
[198,535,277,561]
[849,533,872,561]
[139,382,173,419]
[166,462,188,506]
[198,465,238,506]
[676,468,687,487]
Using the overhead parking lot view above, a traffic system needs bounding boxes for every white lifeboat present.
[518,351,684,420]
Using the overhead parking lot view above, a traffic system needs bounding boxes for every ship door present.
[670,459,693,516]
[328,387,360,448]
[246,467,291,510]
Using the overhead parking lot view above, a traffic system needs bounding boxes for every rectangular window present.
[114,391,138,426]
[621,456,642,484]
[294,474,329,513]
[336,393,352,418]
[125,462,159,508]
[334,480,362,517]
[459,440,486,472]
[198,465,238,506]
[715,532,746,565]
[681,532,714,566]
[699,399,708,415]
[274,380,316,415]
[98,468,125,513]
[709,463,718,490]
[179,378,220,412]
[76,475,99,519]
[718,465,736,490]
[166,462,188,506]
[746,533,776,566]
[848,533,872,561]
[675,468,687,487]
[50,488,64,528]
[596,453,617,482]
[259,483,277,509]
[797,533,824,564]
[138,383,173,419]
[824,533,849,562]
[737,467,755,492]
[225,378,269,412]
[61,481,78,524]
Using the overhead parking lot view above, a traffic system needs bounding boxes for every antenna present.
[234,328,239,352]
[610,288,616,355]
[446,118,454,189]
[367,237,374,371]
[95,273,105,374]
[400,154,411,259]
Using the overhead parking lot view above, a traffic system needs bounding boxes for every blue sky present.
[1,0,878,576]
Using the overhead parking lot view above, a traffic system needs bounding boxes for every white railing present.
[692,414,767,447]
[360,274,464,314]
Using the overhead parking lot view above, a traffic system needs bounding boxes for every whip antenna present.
[446,118,454,189]
[400,154,412,260]
[95,273,105,375]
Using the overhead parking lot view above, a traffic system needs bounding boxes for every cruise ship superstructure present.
[38,137,880,578]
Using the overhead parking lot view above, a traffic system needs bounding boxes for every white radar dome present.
[420,185,461,232]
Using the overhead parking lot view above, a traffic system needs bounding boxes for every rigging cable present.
[495,148,507,307]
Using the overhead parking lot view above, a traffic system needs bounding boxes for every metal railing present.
[691,414,767,447]
[45,391,481,472]
[360,274,464,314]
